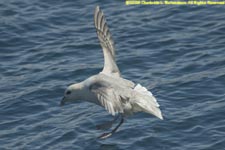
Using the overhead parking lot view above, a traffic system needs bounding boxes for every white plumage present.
[61,5,163,139]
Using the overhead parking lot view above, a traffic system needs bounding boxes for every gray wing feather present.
[94,6,120,77]
[90,82,123,116]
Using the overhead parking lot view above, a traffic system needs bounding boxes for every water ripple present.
[1,0,225,149]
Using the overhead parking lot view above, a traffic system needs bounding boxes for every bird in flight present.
[61,6,163,139]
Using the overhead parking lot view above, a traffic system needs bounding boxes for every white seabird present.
[61,6,163,139]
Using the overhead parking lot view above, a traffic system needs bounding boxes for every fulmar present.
[61,6,163,139]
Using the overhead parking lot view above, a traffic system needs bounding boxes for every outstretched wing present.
[94,6,120,77]
[90,82,124,116]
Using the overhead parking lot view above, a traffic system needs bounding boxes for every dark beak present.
[60,97,66,106]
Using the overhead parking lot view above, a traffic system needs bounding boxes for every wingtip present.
[95,5,100,11]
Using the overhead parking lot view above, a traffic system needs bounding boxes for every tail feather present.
[133,84,163,120]
[134,84,159,106]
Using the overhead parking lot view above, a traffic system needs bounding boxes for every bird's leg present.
[96,115,120,130]
[98,116,124,139]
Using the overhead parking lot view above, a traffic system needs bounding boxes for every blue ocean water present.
[1,0,225,149]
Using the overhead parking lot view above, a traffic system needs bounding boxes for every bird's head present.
[60,83,84,106]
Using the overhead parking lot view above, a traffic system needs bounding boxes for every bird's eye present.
[66,91,71,95]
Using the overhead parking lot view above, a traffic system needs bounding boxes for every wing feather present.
[90,82,123,116]
[94,6,120,77]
